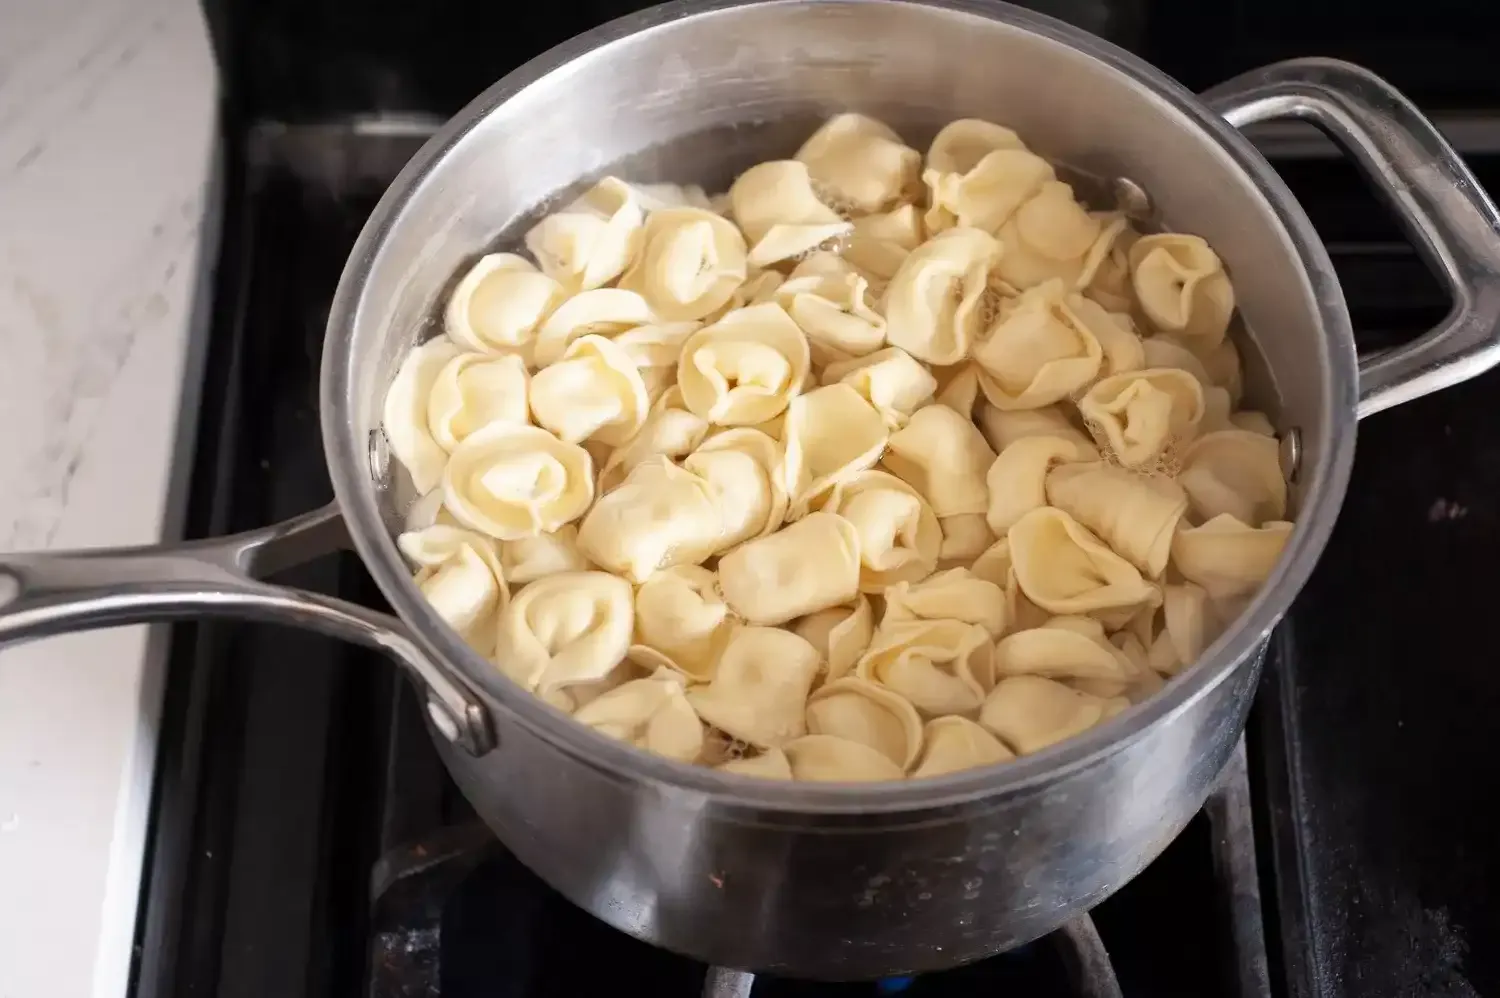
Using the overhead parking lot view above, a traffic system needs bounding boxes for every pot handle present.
[1204,58,1500,418]
[0,505,494,756]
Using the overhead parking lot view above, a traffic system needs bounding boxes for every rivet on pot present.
[368,428,392,488]
[1112,176,1154,222]
[426,698,462,743]
[0,571,18,606]
[1280,427,1303,484]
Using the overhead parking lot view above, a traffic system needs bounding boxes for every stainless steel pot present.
[4,0,1500,979]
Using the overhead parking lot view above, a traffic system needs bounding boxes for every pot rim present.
[323,0,1356,816]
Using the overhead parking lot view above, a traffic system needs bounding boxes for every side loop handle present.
[0,505,494,756]
[1205,58,1500,418]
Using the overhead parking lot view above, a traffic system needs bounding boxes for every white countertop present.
[0,1,218,996]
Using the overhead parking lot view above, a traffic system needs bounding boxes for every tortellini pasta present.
[398,524,509,656]
[573,669,705,763]
[729,160,852,267]
[677,302,812,426]
[442,423,595,540]
[493,571,634,697]
[971,280,1105,411]
[525,176,644,292]
[781,384,889,514]
[796,113,921,215]
[883,403,996,517]
[884,227,999,365]
[576,456,722,584]
[630,566,733,681]
[686,627,821,748]
[617,207,749,321]
[380,111,1297,782]
[823,470,942,591]
[528,334,650,446]
[445,253,565,357]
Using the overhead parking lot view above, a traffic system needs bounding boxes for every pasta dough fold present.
[576,457,723,584]
[883,403,996,517]
[445,253,565,357]
[529,335,650,446]
[910,716,1015,777]
[678,302,812,426]
[686,627,821,748]
[806,677,924,770]
[525,176,644,291]
[792,595,874,683]
[617,207,749,321]
[1007,507,1157,616]
[573,668,705,763]
[972,281,1105,411]
[729,160,851,267]
[442,423,595,541]
[494,571,634,696]
[399,525,509,656]
[630,566,733,681]
[856,619,994,716]
[796,113,921,215]
[717,512,862,625]
[824,470,942,591]
[884,227,999,365]
[781,384,889,515]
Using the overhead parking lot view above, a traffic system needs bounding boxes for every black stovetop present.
[130,3,1500,996]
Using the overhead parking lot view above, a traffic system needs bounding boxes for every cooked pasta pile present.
[382,114,1294,782]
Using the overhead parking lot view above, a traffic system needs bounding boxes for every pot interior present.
[328,0,1352,787]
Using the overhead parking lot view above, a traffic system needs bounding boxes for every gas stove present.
[131,2,1500,996]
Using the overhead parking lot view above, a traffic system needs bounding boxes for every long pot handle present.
[1204,58,1500,418]
[0,505,494,756]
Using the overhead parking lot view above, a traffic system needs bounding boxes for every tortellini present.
[796,113,921,215]
[824,470,942,591]
[380,111,1296,782]
[442,423,595,540]
[683,426,788,551]
[618,207,749,321]
[822,347,938,430]
[792,595,874,683]
[426,352,531,452]
[576,457,722,584]
[398,524,509,656]
[686,627,821,748]
[981,676,1126,755]
[528,335,650,445]
[856,618,994,716]
[883,404,996,518]
[1079,368,1206,471]
[445,253,565,356]
[630,566,733,681]
[384,336,463,495]
[573,669,705,763]
[677,302,812,426]
[911,716,1014,778]
[1007,507,1157,616]
[729,160,851,268]
[971,280,1104,411]
[525,176,644,292]
[806,677,924,770]
[718,512,861,625]
[773,253,886,365]
[884,227,999,365]
[493,571,634,697]
[781,384,889,514]
[1129,233,1236,349]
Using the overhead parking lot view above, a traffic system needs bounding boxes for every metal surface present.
[1205,59,1500,418]
[4,0,1500,981]
[0,506,491,755]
